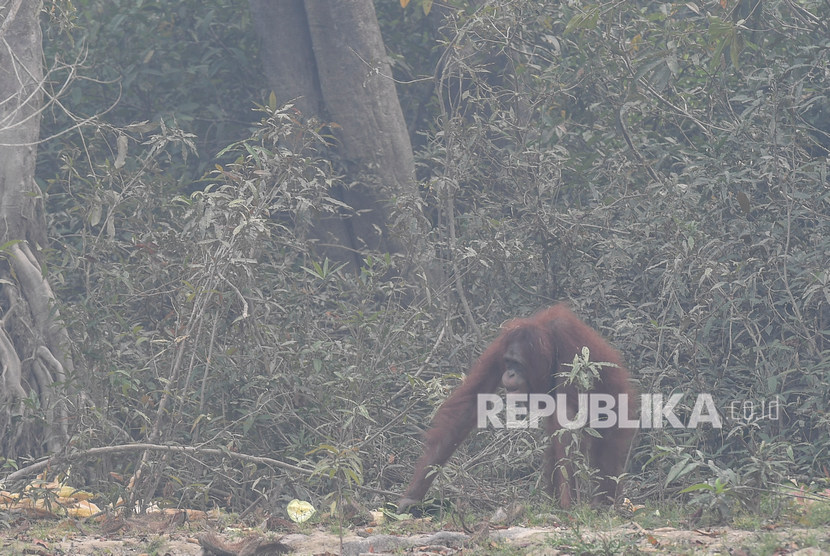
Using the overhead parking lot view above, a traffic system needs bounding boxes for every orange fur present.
[399,304,636,509]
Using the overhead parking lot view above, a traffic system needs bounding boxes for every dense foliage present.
[415,0,829,512]
[24,0,830,518]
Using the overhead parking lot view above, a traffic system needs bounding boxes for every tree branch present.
[3,443,314,484]
[3,442,401,499]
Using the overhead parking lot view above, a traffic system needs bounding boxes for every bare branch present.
[3,442,315,484]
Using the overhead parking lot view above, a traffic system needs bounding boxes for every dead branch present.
[2,442,314,484]
[2,441,401,500]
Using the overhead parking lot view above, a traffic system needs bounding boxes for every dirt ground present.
[3,511,830,555]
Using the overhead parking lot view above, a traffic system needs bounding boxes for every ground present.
[2,510,830,555]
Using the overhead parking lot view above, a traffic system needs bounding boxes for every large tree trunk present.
[249,0,430,276]
[0,0,73,458]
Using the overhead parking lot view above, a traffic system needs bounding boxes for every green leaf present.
[665,457,699,486]
[89,203,102,227]
[708,16,737,71]
[564,7,600,35]
[679,482,715,493]
[730,32,743,68]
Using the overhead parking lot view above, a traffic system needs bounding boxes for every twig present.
[3,441,401,500]
[3,443,313,484]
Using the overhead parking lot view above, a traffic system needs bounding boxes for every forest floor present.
[2,509,830,555]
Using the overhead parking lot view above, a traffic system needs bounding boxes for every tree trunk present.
[0,0,73,458]
[249,0,431,277]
